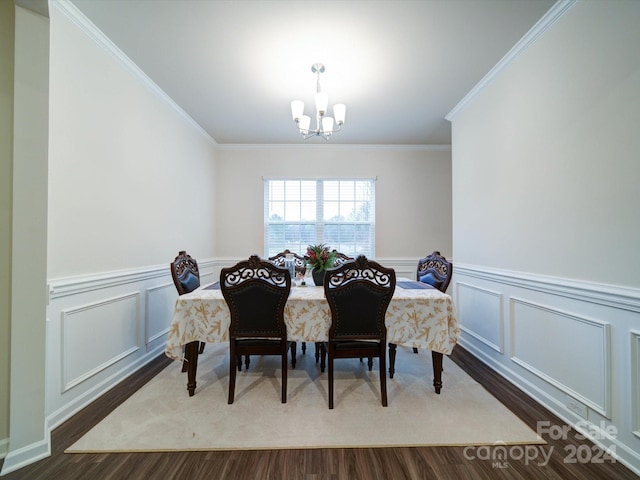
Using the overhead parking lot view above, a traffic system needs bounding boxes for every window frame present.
[263,177,376,259]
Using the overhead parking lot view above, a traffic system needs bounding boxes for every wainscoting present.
[453,264,640,474]
[34,257,640,476]
[45,259,216,434]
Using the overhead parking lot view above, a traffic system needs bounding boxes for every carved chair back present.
[416,251,453,293]
[324,255,396,341]
[170,251,201,295]
[331,250,353,268]
[220,255,292,339]
[268,249,307,276]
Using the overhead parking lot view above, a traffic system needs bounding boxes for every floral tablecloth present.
[166,280,459,361]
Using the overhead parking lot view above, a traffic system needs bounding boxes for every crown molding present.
[50,0,217,146]
[445,0,577,121]
[215,144,451,152]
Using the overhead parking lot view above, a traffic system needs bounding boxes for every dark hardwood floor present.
[1,346,638,480]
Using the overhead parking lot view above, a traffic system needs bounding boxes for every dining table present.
[166,277,460,396]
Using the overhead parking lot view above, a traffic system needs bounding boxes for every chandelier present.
[290,63,346,140]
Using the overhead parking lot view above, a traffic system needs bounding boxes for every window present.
[264,178,376,258]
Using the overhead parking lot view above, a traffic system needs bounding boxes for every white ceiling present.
[69,0,556,145]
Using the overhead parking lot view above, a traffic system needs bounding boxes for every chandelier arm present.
[303,131,323,140]
[321,123,342,135]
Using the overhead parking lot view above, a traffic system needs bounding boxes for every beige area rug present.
[66,343,544,453]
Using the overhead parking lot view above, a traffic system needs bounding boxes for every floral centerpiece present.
[305,244,336,286]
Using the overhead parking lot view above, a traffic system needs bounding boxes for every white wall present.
[450,0,640,474]
[47,9,217,277]
[452,1,640,287]
[1,2,218,475]
[3,5,50,474]
[0,0,14,461]
[215,145,452,264]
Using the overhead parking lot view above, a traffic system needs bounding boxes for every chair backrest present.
[416,251,453,293]
[268,249,307,276]
[170,250,201,295]
[324,255,396,341]
[331,250,353,267]
[220,255,291,339]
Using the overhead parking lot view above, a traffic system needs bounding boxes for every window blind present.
[264,178,375,259]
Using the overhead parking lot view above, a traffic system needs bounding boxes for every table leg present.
[320,343,326,373]
[432,351,443,394]
[185,341,199,396]
[388,343,397,379]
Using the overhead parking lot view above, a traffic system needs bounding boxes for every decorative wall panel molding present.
[510,297,611,417]
[453,264,640,475]
[145,283,177,346]
[455,264,640,312]
[61,292,140,392]
[632,330,640,439]
[456,281,504,353]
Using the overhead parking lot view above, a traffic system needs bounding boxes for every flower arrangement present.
[305,244,337,272]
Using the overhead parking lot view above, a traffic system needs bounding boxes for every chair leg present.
[244,355,250,370]
[228,345,237,404]
[432,351,443,394]
[228,366,236,404]
[290,342,297,368]
[315,342,322,363]
[367,357,373,371]
[413,347,418,354]
[388,343,397,378]
[301,341,307,354]
[281,345,288,403]
[379,347,388,407]
[328,353,334,409]
[199,342,206,354]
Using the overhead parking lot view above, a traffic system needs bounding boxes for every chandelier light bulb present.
[322,116,334,134]
[333,104,346,125]
[299,115,311,134]
[291,100,304,121]
[315,92,328,116]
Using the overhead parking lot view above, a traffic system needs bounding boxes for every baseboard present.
[0,437,50,476]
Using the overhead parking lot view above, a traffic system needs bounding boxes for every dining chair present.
[416,250,453,292]
[331,249,353,267]
[388,250,453,377]
[268,249,307,277]
[170,251,205,371]
[323,255,396,409]
[268,249,312,358]
[220,254,293,404]
[170,250,201,296]
[327,251,366,364]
